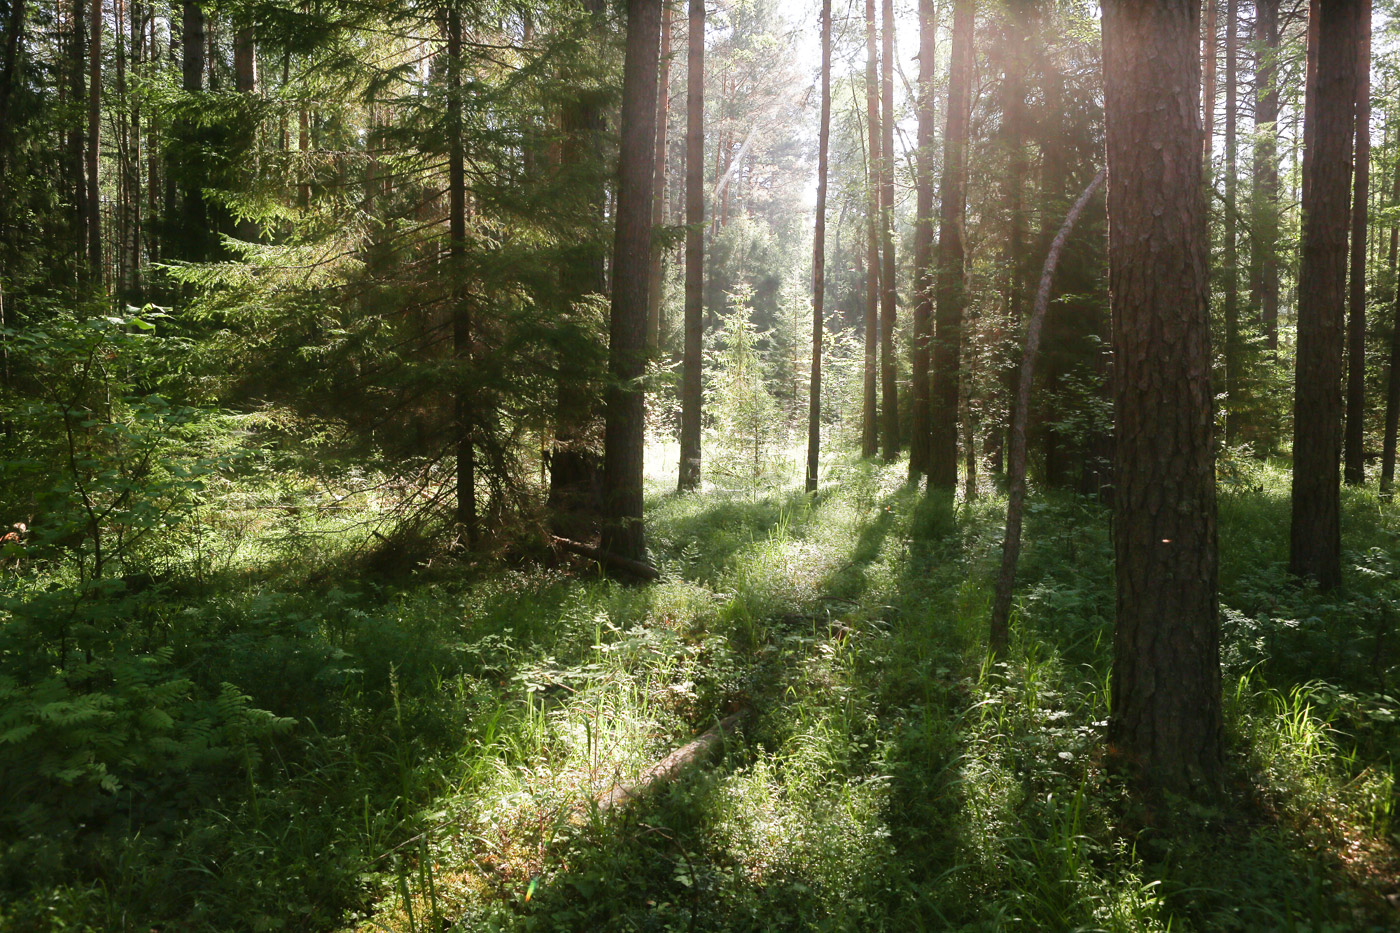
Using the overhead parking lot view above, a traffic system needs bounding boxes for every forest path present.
[346,456,1398,932]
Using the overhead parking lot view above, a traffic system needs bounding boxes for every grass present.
[1,443,1397,931]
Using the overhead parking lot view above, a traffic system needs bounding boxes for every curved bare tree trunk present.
[988,168,1104,656]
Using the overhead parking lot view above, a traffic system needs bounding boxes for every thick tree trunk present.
[1202,0,1217,170]
[1383,162,1400,498]
[1250,0,1280,355]
[1102,0,1222,795]
[447,8,476,544]
[908,0,936,479]
[678,0,704,491]
[1291,0,1360,589]
[807,0,830,494]
[928,0,974,490]
[878,0,898,460]
[234,25,255,92]
[989,169,1105,656]
[646,2,671,353]
[233,23,259,244]
[602,0,661,562]
[547,0,608,536]
[1223,0,1239,444]
[1344,2,1369,486]
[0,0,24,155]
[862,0,880,459]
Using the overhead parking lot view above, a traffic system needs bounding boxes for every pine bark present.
[1291,0,1360,589]
[678,0,704,491]
[1344,2,1369,486]
[547,0,607,535]
[928,0,974,489]
[1223,0,1239,444]
[87,0,102,281]
[878,0,898,460]
[1250,0,1280,354]
[806,0,830,494]
[179,0,205,254]
[908,0,936,479]
[646,2,672,353]
[1383,160,1400,497]
[602,0,661,562]
[1102,0,1223,794]
[69,0,87,275]
[1202,0,1217,169]
[862,0,880,459]
[1301,0,1319,209]
[447,7,476,544]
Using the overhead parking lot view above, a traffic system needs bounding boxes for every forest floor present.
[3,447,1399,931]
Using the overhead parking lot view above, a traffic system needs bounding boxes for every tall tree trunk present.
[1344,1,1370,486]
[1381,158,1400,498]
[602,0,661,562]
[179,0,204,256]
[1202,0,1217,170]
[990,169,1106,655]
[908,0,935,479]
[234,25,254,92]
[1102,0,1222,795]
[1291,0,1360,589]
[547,0,608,535]
[0,0,25,158]
[862,0,880,459]
[678,0,704,491]
[233,23,258,243]
[87,0,102,282]
[446,6,476,544]
[806,0,830,494]
[127,0,142,296]
[69,0,87,279]
[646,1,671,352]
[878,0,898,459]
[1301,0,1319,209]
[1223,0,1239,444]
[928,0,974,490]
[990,0,1033,475]
[1250,0,1280,355]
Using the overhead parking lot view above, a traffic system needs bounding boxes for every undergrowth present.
[1,447,1397,931]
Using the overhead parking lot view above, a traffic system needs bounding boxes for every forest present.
[1,0,1399,928]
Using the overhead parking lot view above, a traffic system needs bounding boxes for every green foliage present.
[708,287,785,495]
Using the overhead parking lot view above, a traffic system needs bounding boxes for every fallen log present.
[579,709,748,820]
[551,535,660,581]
